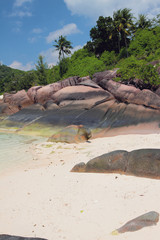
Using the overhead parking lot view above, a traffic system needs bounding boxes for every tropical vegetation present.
[0,9,160,94]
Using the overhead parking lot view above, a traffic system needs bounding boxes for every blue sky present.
[0,0,160,71]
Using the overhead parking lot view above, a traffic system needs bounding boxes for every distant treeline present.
[0,8,160,93]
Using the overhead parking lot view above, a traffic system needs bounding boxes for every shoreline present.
[0,134,160,239]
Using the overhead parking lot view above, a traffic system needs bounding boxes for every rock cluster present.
[1,69,160,115]
[1,69,160,137]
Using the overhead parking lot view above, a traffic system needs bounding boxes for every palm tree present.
[53,35,73,61]
[113,8,134,56]
[136,14,152,29]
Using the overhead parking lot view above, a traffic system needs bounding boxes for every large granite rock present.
[4,90,33,110]
[100,79,160,110]
[112,211,159,235]
[0,102,19,115]
[92,69,118,84]
[27,77,82,104]
[51,85,114,105]
[71,149,160,179]
[48,125,91,143]
[0,235,47,240]
[2,97,160,137]
[27,86,42,103]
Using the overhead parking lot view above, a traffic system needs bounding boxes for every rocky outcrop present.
[28,76,82,104]
[0,102,19,115]
[4,90,33,110]
[100,79,160,109]
[92,69,118,84]
[71,149,160,179]
[112,211,159,235]
[48,125,91,143]
[51,85,114,105]
[1,69,160,136]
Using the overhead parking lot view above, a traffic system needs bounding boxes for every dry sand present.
[0,133,160,240]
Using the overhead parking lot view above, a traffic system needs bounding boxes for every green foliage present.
[0,65,36,93]
[128,29,158,59]
[63,55,106,78]
[116,56,160,89]
[35,55,48,85]
[116,56,144,81]
[138,64,160,87]
[86,8,134,56]
[100,51,117,67]
[135,14,152,29]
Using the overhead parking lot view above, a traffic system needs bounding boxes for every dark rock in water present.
[112,211,159,235]
[48,125,92,143]
[71,149,160,179]
[0,235,47,240]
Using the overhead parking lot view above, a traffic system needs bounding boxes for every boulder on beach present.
[71,148,160,179]
[0,235,47,240]
[112,211,159,235]
[48,125,92,143]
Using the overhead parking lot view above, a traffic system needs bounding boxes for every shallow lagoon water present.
[0,133,43,174]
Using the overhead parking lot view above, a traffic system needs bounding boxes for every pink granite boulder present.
[51,85,114,105]
[100,79,160,110]
[3,90,33,109]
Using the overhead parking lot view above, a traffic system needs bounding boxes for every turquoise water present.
[0,133,42,174]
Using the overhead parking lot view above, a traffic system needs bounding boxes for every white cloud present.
[10,10,32,17]
[64,0,160,20]
[28,36,37,43]
[9,61,34,71]
[46,23,80,44]
[41,45,83,67]
[32,28,43,34]
[14,0,33,7]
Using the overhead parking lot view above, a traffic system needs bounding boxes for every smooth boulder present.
[112,211,159,235]
[71,149,160,179]
[48,125,92,143]
[51,85,114,105]
[100,79,160,110]
[0,235,47,240]
[4,90,33,109]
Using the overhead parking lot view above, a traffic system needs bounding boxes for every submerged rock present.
[71,149,160,179]
[48,125,92,143]
[112,211,159,235]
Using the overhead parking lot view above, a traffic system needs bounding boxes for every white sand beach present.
[0,133,160,240]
